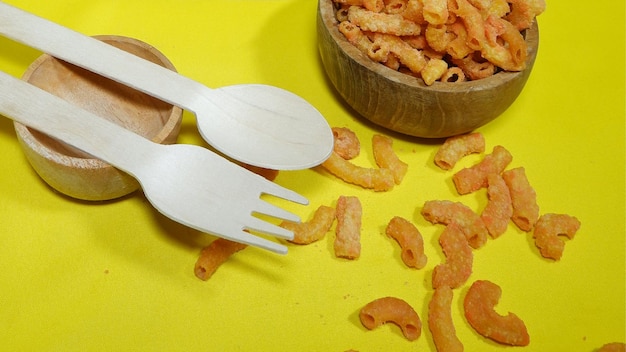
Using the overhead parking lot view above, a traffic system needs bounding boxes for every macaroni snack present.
[372,134,409,184]
[385,216,427,269]
[280,205,336,245]
[533,213,581,261]
[434,132,486,170]
[335,195,362,259]
[359,296,422,341]
[502,167,539,231]
[464,280,530,346]
[432,223,473,289]
[421,199,488,248]
[194,238,248,281]
[481,173,513,238]
[428,286,463,352]
[332,127,360,160]
[452,145,513,195]
[322,151,396,191]
[348,5,422,36]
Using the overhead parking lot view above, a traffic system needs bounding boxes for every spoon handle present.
[0,1,207,113]
[0,70,154,175]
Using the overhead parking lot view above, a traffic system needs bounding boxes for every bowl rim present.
[317,0,540,93]
[14,34,183,170]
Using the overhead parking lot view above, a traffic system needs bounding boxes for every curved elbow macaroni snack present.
[194,238,248,281]
[359,296,422,341]
[422,200,488,248]
[372,134,408,184]
[502,167,539,231]
[432,224,473,289]
[464,280,530,346]
[434,132,486,170]
[533,213,581,260]
[453,145,513,195]
[322,152,396,191]
[335,195,362,259]
[280,205,336,245]
[428,286,464,352]
[481,173,513,238]
[385,216,428,269]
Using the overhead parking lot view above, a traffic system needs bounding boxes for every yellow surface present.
[0,0,624,351]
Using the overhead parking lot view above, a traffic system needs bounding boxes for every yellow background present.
[0,0,624,351]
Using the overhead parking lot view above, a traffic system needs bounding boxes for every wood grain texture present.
[317,0,539,138]
[14,35,183,201]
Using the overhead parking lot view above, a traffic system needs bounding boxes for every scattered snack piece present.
[335,195,363,259]
[332,127,361,160]
[502,167,539,231]
[280,205,336,245]
[452,145,513,195]
[432,224,473,289]
[533,213,581,260]
[480,173,513,238]
[385,216,427,269]
[428,286,464,352]
[464,280,530,346]
[434,132,486,170]
[421,199,488,248]
[359,296,422,341]
[322,152,396,191]
[598,342,626,352]
[372,134,409,184]
[194,238,248,281]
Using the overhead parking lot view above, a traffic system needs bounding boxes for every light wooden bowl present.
[317,0,539,138]
[14,35,183,201]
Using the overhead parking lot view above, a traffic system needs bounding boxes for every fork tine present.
[259,178,309,206]
[253,199,301,223]
[224,229,289,255]
[244,215,295,241]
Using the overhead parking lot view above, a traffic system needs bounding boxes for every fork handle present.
[0,70,154,176]
[0,1,206,114]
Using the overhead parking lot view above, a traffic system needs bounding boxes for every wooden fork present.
[0,70,307,254]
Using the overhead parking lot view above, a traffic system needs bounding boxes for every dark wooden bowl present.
[317,0,539,138]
